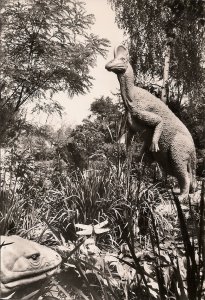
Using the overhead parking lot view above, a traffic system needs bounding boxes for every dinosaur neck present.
[117,64,135,109]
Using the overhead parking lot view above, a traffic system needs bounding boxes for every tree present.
[57,96,126,171]
[0,0,109,140]
[109,0,204,106]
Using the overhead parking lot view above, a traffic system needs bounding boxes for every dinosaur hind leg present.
[171,160,191,201]
[170,138,192,201]
[178,167,191,201]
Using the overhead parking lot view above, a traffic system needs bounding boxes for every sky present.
[28,0,124,128]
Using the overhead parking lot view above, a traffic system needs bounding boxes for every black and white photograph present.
[0,0,204,299]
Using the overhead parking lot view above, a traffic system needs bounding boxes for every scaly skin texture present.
[0,235,62,297]
[105,45,196,200]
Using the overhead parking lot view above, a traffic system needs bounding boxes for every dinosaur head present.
[105,45,129,74]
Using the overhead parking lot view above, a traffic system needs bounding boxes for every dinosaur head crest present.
[114,45,128,59]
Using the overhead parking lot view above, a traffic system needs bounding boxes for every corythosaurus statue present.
[105,45,196,201]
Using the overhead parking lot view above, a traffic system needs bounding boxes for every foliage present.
[0,0,109,143]
[109,0,205,106]
[180,99,205,151]
[0,108,25,146]
[1,154,204,299]
[56,96,127,171]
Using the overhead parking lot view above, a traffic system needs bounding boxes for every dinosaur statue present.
[105,45,196,201]
[0,235,62,298]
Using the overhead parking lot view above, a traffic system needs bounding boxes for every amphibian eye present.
[30,253,40,260]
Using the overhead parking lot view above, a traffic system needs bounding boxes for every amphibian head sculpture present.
[0,235,62,298]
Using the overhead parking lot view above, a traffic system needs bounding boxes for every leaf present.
[76,229,93,236]
[94,228,110,234]
[75,223,92,229]
[95,219,109,229]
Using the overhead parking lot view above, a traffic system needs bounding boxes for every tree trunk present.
[161,43,171,104]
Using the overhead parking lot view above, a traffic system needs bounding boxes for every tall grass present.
[0,148,21,235]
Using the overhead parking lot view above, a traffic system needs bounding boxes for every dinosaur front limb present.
[150,139,160,152]
[150,121,163,152]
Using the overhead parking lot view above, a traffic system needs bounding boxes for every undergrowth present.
[0,147,204,300]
